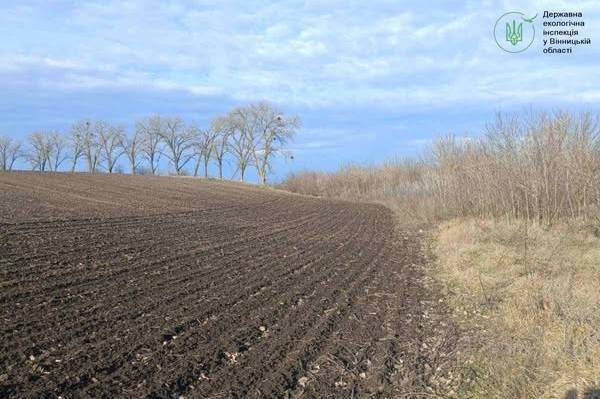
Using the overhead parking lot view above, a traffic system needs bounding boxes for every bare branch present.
[192,126,219,178]
[210,116,233,179]
[0,136,22,171]
[96,121,125,173]
[137,115,164,175]
[120,129,142,174]
[158,116,196,175]
[27,132,51,171]
[72,120,101,173]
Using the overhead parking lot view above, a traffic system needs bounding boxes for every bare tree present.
[71,120,101,172]
[250,103,299,185]
[69,123,86,172]
[0,136,22,171]
[227,107,256,181]
[137,116,163,175]
[47,132,69,171]
[210,116,232,179]
[96,121,124,173]
[159,117,195,175]
[27,132,51,171]
[193,126,218,178]
[225,103,298,183]
[120,129,142,174]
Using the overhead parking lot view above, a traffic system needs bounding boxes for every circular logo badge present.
[494,12,536,53]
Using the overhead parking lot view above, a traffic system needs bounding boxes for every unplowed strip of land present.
[0,172,456,398]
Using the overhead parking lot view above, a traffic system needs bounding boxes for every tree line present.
[0,102,299,184]
[283,111,600,224]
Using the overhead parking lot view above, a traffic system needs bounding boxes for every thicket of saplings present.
[283,111,600,225]
[283,111,600,397]
[0,102,299,184]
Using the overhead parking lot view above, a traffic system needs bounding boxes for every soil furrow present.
[0,172,455,399]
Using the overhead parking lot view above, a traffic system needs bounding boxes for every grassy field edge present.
[426,218,600,399]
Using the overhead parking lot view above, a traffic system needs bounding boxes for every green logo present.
[506,20,522,46]
[494,12,536,53]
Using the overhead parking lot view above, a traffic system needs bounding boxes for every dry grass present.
[433,218,600,398]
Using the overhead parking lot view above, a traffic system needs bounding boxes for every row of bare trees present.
[0,102,299,184]
[283,111,600,223]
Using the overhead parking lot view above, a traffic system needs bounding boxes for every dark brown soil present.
[0,172,457,398]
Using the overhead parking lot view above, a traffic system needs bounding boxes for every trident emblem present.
[506,20,523,46]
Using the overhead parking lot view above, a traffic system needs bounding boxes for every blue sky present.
[1,0,599,181]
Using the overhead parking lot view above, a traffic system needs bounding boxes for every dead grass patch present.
[433,218,600,398]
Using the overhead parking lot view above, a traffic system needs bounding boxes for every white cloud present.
[1,0,599,110]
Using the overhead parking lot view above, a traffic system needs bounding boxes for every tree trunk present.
[193,158,201,177]
[258,165,267,185]
[151,159,157,175]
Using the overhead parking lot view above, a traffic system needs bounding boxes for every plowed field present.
[0,172,456,398]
